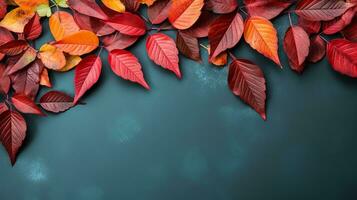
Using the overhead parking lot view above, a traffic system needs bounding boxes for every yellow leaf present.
[49,11,80,41]
[0,7,35,33]
[15,0,49,9]
[244,16,281,67]
[59,54,82,72]
[102,0,125,13]
[39,44,66,70]
[54,30,99,56]
[40,68,52,88]
[138,0,156,6]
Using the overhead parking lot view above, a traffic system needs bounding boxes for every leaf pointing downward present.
[228,59,267,120]
[327,39,357,77]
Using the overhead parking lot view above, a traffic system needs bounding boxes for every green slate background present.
[1,3,357,200]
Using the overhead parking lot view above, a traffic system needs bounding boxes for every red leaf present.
[108,49,150,89]
[307,35,326,63]
[322,7,356,35]
[68,0,108,20]
[0,64,10,94]
[295,0,354,21]
[0,27,14,60]
[341,16,357,42]
[74,55,102,104]
[147,0,171,24]
[106,12,146,36]
[73,11,115,36]
[228,59,267,120]
[102,32,139,51]
[11,93,44,115]
[176,31,201,61]
[0,0,6,19]
[0,102,8,114]
[0,110,27,165]
[122,0,141,12]
[7,47,37,75]
[206,0,238,14]
[298,17,321,35]
[0,40,28,56]
[208,12,244,59]
[283,26,310,73]
[40,91,74,113]
[181,11,217,38]
[327,39,357,77]
[24,14,42,41]
[244,0,292,20]
[168,0,204,30]
[146,33,181,78]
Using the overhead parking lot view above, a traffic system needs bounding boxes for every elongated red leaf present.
[295,0,354,21]
[148,0,171,24]
[11,93,44,115]
[244,0,292,20]
[206,0,238,14]
[146,33,181,78]
[73,11,115,36]
[176,31,201,61]
[102,32,139,51]
[0,102,8,114]
[24,14,42,41]
[0,64,10,94]
[106,12,146,36]
[0,40,28,56]
[228,59,267,120]
[7,47,37,75]
[208,12,244,59]
[68,0,108,20]
[298,17,321,34]
[74,55,102,104]
[283,26,310,73]
[323,7,356,35]
[341,16,357,42]
[109,49,150,89]
[327,39,357,77]
[0,110,27,165]
[40,91,74,113]
[307,35,326,63]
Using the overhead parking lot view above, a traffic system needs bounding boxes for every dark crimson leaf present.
[11,93,44,115]
[341,16,357,42]
[148,0,171,24]
[327,39,357,77]
[206,0,238,14]
[228,59,267,120]
[0,110,27,165]
[122,0,141,12]
[307,35,326,63]
[244,0,292,20]
[283,26,310,73]
[108,49,150,90]
[40,91,74,113]
[323,7,356,35]
[24,14,42,40]
[208,12,244,59]
[298,17,321,35]
[0,64,10,94]
[74,55,102,104]
[182,11,216,38]
[101,32,139,51]
[68,0,108,20]
[0,27,13,61]
[146,33,181,78]
[0,102,8,114]
[0,40,28,56]
[176,31,201,61]
[0,0,6,19]
[7,47,37,75]
[73,11,115,36]
[106,12,146,36]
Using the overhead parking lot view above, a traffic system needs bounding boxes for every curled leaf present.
[40,68,52,87]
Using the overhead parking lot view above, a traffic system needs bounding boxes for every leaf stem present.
[288,13,293,26]
[239,7,248,16]
[199,43,209,51]
[319,33,330,43]
[228,51,237,60]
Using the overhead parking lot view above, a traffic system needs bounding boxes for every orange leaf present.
[168,0,204,30]
[0,7,35,33]
[53,30,99,56]
[39,44,66,70]
[14,0,48,9]
[40,68,52,88]
[59,54,82,72]
[49,11,80,41]
[101,0,125,13]
[244,16,281,67]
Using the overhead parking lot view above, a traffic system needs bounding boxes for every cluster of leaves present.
[0,0,357,165]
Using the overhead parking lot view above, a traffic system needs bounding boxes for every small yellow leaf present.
[102,0,125,13]
[59,54,82,72]
[0,7,35,33]
[39,44,66,70]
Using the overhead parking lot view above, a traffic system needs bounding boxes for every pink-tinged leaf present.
[0,110,27,165]
[176,31,201,61]
[146,33,181,78]
[68,0,108,20]
[295,0,354,21]
[109,49,150,89]
[182,11,217,38]
[283,26,310,73]
[102,32,139,51]
[7,47,37,75]
[0,0,6,19]
[74,55,102,104]
[323,7,356,35]
[0,64,10,94]
[73,11,115,36]
[208,12,244,59]
[106,12,146,36]
[24,14,42,41]
[298,17,321,34]
[0,40,28,56]
[0,102,8,114]
[148,0,171,24]
[327,39,357,77]
[206,0,238,14]
[307,35,326,63]
[40,91,74,113]
[11,93,44,115]
[11,59,43,100]
[244,0,292,20]
[228,59,267,120]
[341,16,357,42]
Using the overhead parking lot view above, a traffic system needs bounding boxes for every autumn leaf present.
[73,55,102,104]
[23,14,42,40]
[0,27,14,61]
[322,7,356,35]
[147,0,171,24]
[59,54,82,72]
[67,0,108,20]
[307,35,326,63]
[341,17,357,42]
[206,0,238,14]
[168,0,204,30]
[228,59,267,120]
[102,32,139,51]
[106,12,146,36]
[14,0,48,9]
[54,30,99,55]
[40,91,74,113]
[244,0,292,20]
[0,64,10,94]
[146,33,181,78]
[244,16,281,67]
[0,0,7,19]
[0,7,35,33]
[327,39,357,77]
[298,17,321,35]
[11,93,44,115]
[0,40,28,56]
[49,11,80,41]
[102,0,125,13]
[182,11,217,38]
[40,68,52,87]
[176,31,201,61]
[38,44,66,70]
[122,0,140,12]
[0,103,8,114]
[7,47,37,75]
[108,49,150,89]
